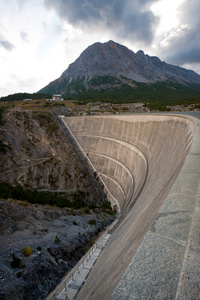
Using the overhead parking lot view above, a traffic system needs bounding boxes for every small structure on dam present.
[51,114,200,300]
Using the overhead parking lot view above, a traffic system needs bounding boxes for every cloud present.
[44,0,160,45]
[163,0,200,66]
[0,33,15,51]
[20,31,29,43]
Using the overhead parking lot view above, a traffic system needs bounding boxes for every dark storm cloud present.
[167,37,200,66]
[165,0,200,66]
[0,34,15,51]
[44,0,159,44]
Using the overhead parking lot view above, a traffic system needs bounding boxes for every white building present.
[52,94,64,101]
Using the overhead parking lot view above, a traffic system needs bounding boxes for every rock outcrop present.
[0,107,105,206]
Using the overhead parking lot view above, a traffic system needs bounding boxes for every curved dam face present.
[61,114,195,299]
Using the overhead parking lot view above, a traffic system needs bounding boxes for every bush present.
[83,206,90,214]
[88,219,96,226]
[54,235,60,244]
[101,200,112,210]
[11,253,21,268]
[22,246,32,257]
[16,271,23,278]
[0,107,5,126]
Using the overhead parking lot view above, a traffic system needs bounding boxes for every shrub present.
[88,219,96,226]
[16,271,23,278]
[101,200,112,210]
[19,264,26,269]
[22,246,32,257]
[54,235,60,244]
[11,254,21,268]
[83,206,90,214]
[73,221,78,226]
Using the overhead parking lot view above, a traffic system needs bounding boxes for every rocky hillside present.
[39,40,200,97]
[0,107,105,206]
[0,107,115,299]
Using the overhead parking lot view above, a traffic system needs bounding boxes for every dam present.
[50,113,200,299]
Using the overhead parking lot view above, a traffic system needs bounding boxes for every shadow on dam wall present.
[61,114,195,299]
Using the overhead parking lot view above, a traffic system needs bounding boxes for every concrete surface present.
[58,114,199,300]
[111,114,200,300]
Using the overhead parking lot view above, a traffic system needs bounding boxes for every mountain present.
[39,40,200,100]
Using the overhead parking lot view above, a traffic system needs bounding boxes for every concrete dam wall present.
[63,115,194,213]
[60,114,197,299]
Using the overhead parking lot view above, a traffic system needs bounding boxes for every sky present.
[0,0,200,97]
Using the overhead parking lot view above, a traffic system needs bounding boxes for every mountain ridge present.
[39,40,200,97]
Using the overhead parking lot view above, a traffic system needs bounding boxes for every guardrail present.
[47,219,118,300]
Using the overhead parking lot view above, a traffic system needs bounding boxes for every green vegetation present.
[88,219,97,226]
[33,111,59,134]
[22,246,32,257]
[0,92,50,102]
[65,79,200,106]
[0,107,6,125]
[11,253,21,268]
[145,103,171,111]
[0,181,90,209]
[16,271,23,278]
[83,206,90,214]
[89,75,121,87]
[54,235,60,244]
[100,200,116,215]
[0,180,117,213]
[101,200,112,210]
[61,77,86,95]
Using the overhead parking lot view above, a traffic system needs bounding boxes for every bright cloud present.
[0,0,200,97]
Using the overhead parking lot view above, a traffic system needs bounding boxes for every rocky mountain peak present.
[136,50,145,56]
[39,40,200,96]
